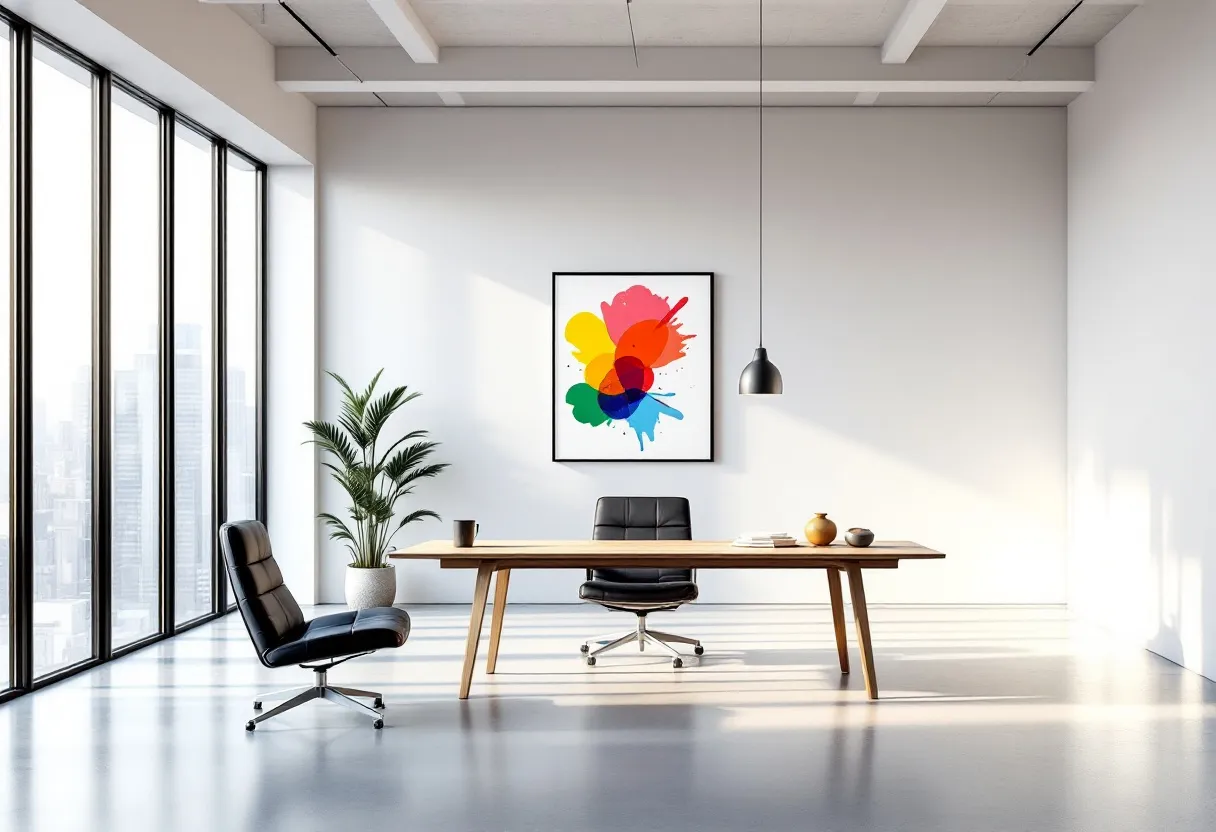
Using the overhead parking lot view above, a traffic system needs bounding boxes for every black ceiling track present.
[278,0,388,106]
[626,0,639,68]
[1028,0,1085,56]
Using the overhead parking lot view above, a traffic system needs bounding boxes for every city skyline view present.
[0,328,258,674]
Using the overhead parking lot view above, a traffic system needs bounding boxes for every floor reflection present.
[0,604,1213,832]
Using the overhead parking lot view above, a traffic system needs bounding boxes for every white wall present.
[317,106,1067,605]
[1068,0,1216,680]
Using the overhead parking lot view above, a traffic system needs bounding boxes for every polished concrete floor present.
[1,604,1214,832]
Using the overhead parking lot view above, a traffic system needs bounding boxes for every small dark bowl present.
[845,528,875,548]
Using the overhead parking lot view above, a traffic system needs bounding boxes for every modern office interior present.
[1,0,1214,830]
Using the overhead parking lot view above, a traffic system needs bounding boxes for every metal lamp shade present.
[738,347,783,395]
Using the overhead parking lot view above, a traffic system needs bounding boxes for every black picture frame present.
[552,271,715,463]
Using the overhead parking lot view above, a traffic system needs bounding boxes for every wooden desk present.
[390,540,945,700]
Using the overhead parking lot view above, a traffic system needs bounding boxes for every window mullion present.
[211,140,226,616]
[255,165,266,528]
[159,107,175,636]
[92,70,112,661]
[10,19,34,693]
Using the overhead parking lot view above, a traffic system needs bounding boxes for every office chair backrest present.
[219,520,306,665]
[591,497,692,583]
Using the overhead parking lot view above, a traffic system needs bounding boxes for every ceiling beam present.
[882,0,949,64]
[276,46,1094,95]
[285,79,1092,94]
[365,0,439,64]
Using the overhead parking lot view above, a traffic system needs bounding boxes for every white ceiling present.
[233,0,1135,48]
[921,3,1135,47]
[233,0,399,47]
[227,0,1141,107]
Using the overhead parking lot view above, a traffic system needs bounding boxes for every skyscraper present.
[111,348,159,643]
[174,322,211,621]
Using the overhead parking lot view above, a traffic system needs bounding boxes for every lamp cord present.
[758,0,764,346]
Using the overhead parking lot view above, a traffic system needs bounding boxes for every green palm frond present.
[361,369,385,406]
[327,371,366,422]
[338,412,371,451]
[389,463,449,500]
[329,370,376,448]
[364,386,419,444]
[329,466,377,509]
[375,429,430,470]
[303,420,358,468]
[395,508,440,528]
[307,369,448,569]
[319,512,355,541]
[318,512,358,560]
[383,441,441,482]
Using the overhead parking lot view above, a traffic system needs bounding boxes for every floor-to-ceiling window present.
[110,86,160,649]
[30,41,95,678]
[0,5,266,700]
[172,123,215,626]
[224,153,259,529]
[223,152,261,611]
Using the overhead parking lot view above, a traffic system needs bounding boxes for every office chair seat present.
[264,607,410,666]
[579,578,698,608]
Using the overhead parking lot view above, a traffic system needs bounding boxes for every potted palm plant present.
[305,370,448,609]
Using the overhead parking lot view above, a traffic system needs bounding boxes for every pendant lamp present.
[739,0,782,395]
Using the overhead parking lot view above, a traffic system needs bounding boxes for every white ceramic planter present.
[345,565,397,610]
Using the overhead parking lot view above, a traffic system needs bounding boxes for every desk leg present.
[486,569,511,674]
[845,565,878,700]
[459,565,494,700]
[826,569,850,674]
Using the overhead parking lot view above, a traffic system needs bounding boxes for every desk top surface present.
[390,539,944,564]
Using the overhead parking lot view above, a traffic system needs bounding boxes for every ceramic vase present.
[804,513,838,546]
[345,564,397,610]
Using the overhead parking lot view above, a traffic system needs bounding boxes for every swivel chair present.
[578,497,703,667]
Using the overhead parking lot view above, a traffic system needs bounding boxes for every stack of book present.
[731,532,799,548]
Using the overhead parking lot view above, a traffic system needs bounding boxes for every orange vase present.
[804,513,838,546]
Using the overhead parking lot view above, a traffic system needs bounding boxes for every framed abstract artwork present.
[552,272,714,462]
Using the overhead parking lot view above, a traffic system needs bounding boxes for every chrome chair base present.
[247,667,385,730]
[580,614,704,667]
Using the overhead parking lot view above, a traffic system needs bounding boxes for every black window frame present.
[1,5,267,702]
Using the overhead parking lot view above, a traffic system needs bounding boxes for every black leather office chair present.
[579,497,703,668]
[220,520,411,731]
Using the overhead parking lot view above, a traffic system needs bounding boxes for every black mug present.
[453,520,479,548]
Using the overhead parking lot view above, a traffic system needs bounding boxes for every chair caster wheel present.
[694,645,704,656]
[373,719,384,730]
[245,721,256,732]
[374,698,384,709]
[252,701,262,710]
[672,658,684,668]
[579,644,589,653]
[586,656,596,666]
